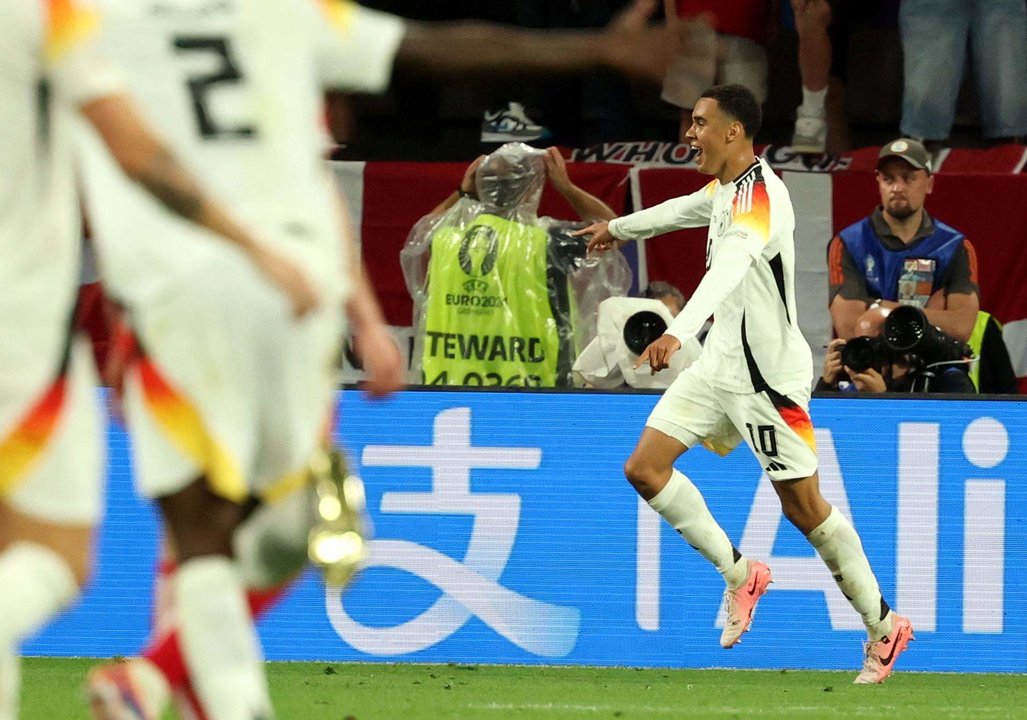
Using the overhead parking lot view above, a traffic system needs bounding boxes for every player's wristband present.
[457,187,477,200]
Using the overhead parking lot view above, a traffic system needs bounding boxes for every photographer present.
[817,306,976,394]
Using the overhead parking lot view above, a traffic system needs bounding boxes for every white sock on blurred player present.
[647,469,748,588]
[176,556,272,720]
[0,542,77,720]
[807,506,893,639]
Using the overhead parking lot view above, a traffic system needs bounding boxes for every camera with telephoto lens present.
[883,305,972,390]
[883,305,970,364]
[840,335,889,374]
[839,306,971,386]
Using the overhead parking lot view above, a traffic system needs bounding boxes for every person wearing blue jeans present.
[899,0,1027,142]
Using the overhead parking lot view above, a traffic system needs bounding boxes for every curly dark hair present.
[699,84,762,139]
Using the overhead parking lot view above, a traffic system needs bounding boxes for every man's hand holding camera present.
[823,338,887,392]
[846,365,887,393]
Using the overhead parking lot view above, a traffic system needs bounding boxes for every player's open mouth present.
[692,145,703,160]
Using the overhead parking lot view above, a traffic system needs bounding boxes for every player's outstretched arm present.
[397,0,671,83]
[79,94,320,318]
[571,221,624,253]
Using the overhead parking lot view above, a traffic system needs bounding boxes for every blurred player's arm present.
[396,0,669,83]
[79,95,318,317]
[334,195,405,398]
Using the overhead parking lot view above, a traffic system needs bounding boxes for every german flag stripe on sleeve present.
[317,0,357,33]
[44,0,98,63]
[731,178,771,246]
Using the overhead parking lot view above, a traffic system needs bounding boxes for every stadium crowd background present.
[330,0,1025,160]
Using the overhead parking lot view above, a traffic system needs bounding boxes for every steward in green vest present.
[421,213,567,386]
[401,142,630,387]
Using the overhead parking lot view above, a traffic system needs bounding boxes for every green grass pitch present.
[21,658,1027,719]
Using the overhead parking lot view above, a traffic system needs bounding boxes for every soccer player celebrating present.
[574,84,913,684]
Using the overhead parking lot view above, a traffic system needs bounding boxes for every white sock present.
[647,469,748,588]
[0,542,78,720]
[799,86,827,118]
[807,507,893,639]
[176,556,272,720]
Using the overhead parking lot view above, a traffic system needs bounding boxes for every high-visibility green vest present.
[967,310,999,392]
[421,214,561,387]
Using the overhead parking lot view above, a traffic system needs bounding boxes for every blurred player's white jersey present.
[1,0,119,521]
[1,0,117,376]
[79,0,405,309]
[1,0,120,390]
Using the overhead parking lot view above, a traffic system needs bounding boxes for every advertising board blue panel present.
[26,391,1027,673]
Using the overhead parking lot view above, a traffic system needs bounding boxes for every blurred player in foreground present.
[0,1,317,718]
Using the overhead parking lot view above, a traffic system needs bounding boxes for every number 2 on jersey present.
[173,36,256,140]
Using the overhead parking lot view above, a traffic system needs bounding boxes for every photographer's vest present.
[421,214,561,387]
[838,217,965,301]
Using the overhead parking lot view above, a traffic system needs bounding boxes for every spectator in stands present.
[899,0,1027,145]
[661,0,773,142]
[787,0,899,155]
[828,138,980,343]
[788,0,832,153]
[403,144,630,387]
[827,140,1018,393]
[817,307,977,393]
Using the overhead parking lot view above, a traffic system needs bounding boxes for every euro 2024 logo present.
[458,225,498,294]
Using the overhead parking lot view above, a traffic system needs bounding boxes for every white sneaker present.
[791,114,827,154]
[482,102,549,143]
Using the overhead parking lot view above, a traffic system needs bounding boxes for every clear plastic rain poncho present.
[401,142,630,387]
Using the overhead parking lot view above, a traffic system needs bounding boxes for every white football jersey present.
[79,0,405,309]
[610,158,813,394]
[0,0,121,382]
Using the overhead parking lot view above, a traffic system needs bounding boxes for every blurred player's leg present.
[643,467,750,588]
[89,450,327,719]
[160,482,271,720]
[772,473,913,682]
[0,537,79,720]
[0,339,103,718]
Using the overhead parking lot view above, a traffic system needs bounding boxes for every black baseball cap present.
[877,138,932,174]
